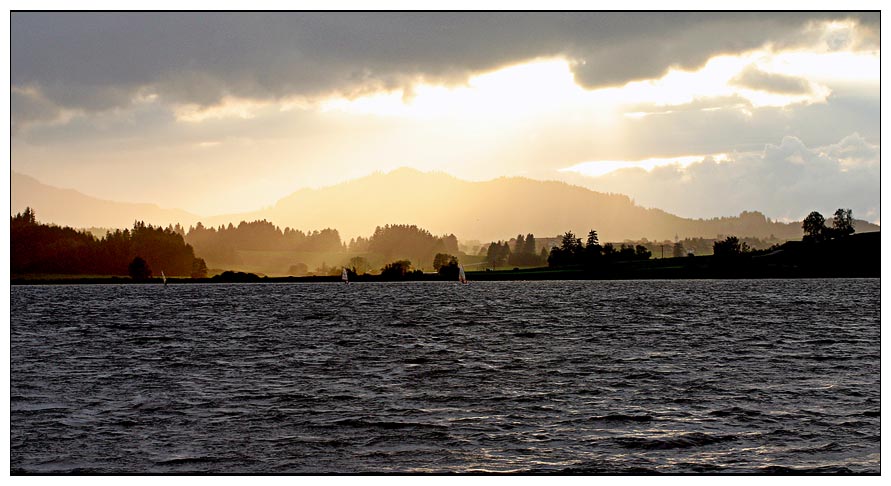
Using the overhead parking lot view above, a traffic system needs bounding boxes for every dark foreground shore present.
[11,232,879,285]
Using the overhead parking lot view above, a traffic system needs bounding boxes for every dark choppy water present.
[11,279,880,474]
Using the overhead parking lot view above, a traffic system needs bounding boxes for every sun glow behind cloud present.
[153,17,878,189]
[560,154,731,178]
[316,44,873,124]
[174,97,269,122]
[320,58,589,120]
[311,41,874,179]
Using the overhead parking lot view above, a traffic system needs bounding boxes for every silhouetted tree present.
[549,231,584,267]
[831,208,854,238]
[549,234,572,266]
[486,241,511,268]
[547,246,563,267]
[561,231,583,254]
[441,233,459,255]
[348,236,370,253]
[713,236,749,258]
[635,245,652,260]
[507,232,545,267]
[128,256,152,281]
[586,230,599,247]
[437,257,460,279]
[524,234,537,255]
[433,253,458,272]
[381,260,412,279]
[514,234,526,253]
[584,229,602,263]
[21,207,36,224]
[618,244,636,261]
[802,211,827,243]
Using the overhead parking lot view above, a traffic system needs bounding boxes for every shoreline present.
[10,267,880,285]
[12,232,880,285]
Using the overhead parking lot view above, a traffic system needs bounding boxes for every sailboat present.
[458,265,467,284]
[342,267,349,284]
[161,270,167,287]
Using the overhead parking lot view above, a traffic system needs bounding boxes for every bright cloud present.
[319,43,871,124]
[560,154,731,178]
[569,135,880,223]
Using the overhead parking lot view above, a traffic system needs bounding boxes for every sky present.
[10,11,881,223]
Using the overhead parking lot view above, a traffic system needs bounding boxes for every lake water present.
[10,279,880,474]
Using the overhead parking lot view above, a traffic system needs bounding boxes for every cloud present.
[730,65,812,94]
[572,134,879,223]
[604,83,879,159]
[11,12,877,117]
[622,95,755,120]
[11,87,64,131]
[816,132,879,168]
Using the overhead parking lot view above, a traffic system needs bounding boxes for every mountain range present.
[11,168,879,243]
[11,172,201,230]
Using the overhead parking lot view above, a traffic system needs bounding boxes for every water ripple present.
[11,279,880,473]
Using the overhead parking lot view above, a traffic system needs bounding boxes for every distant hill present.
[206,168,879,242]
[11,172,201,230]
[13,168,878,243]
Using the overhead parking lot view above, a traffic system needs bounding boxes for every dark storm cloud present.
[730,65,812,95]
[11,11,878,114]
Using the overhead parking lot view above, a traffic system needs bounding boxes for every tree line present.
[12,205,865,279]
[348,224,459,271]
[185,220,343,264]
[481,233,550,268]
[11,208,207,278]
[710,208,856,259]
[546,230,652,268]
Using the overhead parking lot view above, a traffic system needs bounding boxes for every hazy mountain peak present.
[11,171,201,229]
[211,168,845,242]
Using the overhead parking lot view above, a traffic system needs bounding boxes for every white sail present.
[342,268,349,282]
[161,270,167,285]
[458,265,467,284]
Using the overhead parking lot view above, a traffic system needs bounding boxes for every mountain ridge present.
[11,171,202,229]
[203,167,879,242]
[12,168,879,242]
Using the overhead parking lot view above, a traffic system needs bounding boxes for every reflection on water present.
[11,279,880,473]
